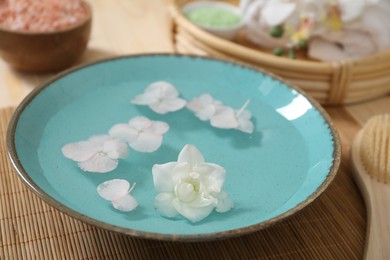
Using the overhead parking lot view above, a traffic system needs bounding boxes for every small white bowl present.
[182,1,244,40]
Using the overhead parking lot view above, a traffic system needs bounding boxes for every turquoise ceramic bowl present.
[7,54,340,241]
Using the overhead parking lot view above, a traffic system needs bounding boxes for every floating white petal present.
[112,194,138,212]
[109,116,169,153]
[188,94,254,134]
[62,141,100,162]
[236,109,254,134]
[187,93,223,121]
[78,153,119,173]
[210,106,239,129]
[62,135,128,173]
[131,81,186,114]
[97,179,138,212]
[97,179,130,200]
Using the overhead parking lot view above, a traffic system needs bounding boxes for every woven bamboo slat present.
[170,0,390,105]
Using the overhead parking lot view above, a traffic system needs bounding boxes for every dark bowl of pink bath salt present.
[0,0,92,72]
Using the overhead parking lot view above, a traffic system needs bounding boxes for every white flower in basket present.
[241,0,390,61]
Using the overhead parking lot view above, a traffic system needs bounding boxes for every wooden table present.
[1,0,390,259]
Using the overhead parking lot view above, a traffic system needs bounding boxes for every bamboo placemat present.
[0,107,366,259]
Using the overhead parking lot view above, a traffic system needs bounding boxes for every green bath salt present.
[186,7,241,28]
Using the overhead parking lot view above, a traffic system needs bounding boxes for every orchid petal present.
[178,144,205,167]
[97,179,130,201]
[215,191,234,213]
[194,163,226,193]
[172,162,192,183]
[175,182,197,203]
[62,140,99,162]
[339,0,365,22]
[112,194,138,212]
[308,38,352,61]
[152,162,178,192]
[245,0,267,20]
[172,198,215,223]
[262,1,296,26]
[189,195,218,208]
[154,193,178,218]
[103,139,129,159]
[210,107,239,129]
[78,153,118,173]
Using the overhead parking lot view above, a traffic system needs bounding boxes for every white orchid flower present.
[241,0,389,61]
[261,0,297,27]
[152,145,233,223]
[97,179,138,212]
[309,0,390,60]
[131,81,187,114]
[186,93,223,121]
[62,135,129,173]
[338,0,366,23]
[109,116,169,153]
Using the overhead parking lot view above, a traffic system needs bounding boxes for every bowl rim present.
[0,0,92,35]
[6,53,341,242]
[182,1,244,32]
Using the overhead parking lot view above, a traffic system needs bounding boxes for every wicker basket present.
[170,0,390,105]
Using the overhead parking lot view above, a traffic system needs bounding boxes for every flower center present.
[175,182,197,203]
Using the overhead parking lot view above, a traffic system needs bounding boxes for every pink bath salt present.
[0,0,89,32]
